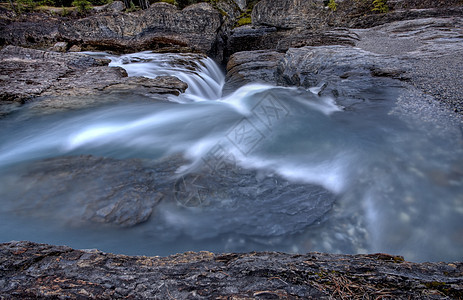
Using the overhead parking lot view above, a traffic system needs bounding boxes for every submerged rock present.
[0,241,462,299]
[0,153,335,234]
[0,156,164,227]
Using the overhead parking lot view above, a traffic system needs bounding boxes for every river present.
[0,52,462,262]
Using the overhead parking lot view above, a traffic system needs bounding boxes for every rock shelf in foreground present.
[0,241,462,299]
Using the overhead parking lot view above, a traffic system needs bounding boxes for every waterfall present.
[107,51,225,102]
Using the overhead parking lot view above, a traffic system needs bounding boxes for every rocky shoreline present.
[1,241,462,299]
[1,0,463,298]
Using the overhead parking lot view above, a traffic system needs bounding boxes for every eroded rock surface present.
[0,2,228,57]
[0,154,335,232]
[58,3,223,55]
[0,46,187,114]
[225,16,463,114]
[0,241,462,299]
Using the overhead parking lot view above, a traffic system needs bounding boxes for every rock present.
[0,2,230,58]
[353,17,463,114]
[68,44,82,52]
[1,241,462,299]
[225,26,359,59]
[103,76,188,96]
[223,50,284,94]
[233,0,246,10]
[0,156,164,227]
[102,0,125,13]
[252,0,328,30]
[226,16,463,114]
[0,154,335,235]
[224,45,405,105]
[0,12,61,48]
[0,46,187,114]
[251,0,463,30]
[58,3,224,55]
[50,41,68,52]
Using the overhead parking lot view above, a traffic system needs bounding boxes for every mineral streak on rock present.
[0,241,462,299]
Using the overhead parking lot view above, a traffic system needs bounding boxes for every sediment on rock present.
[0,241,462,299]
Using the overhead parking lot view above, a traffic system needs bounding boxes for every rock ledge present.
[1,241,462,299]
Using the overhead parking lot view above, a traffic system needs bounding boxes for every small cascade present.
[107,51,225,101]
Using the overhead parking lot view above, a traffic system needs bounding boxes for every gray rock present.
[251,0,463,30]
[58,3,223,55]
[353,17,463,114]
[0,46,187,114]
[0,154,335,234]
[233,0,246,10]
[252,0,327,30]
[1,241,462,299]
[224,50,284,94]
[226,16,463,114]
[50,41,68,52]
[102,0,125,13]
[68,44,82,52]
[0,156,164,227]
[226,26,359,60]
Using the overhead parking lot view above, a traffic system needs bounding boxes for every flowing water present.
[0,52,462,262]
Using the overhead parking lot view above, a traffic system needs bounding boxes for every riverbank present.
[1,241,462,299]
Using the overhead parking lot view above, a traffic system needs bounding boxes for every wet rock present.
[1,241,462,299]
[0,46,187,113]
[0,156,164,227]
[223,50,284,94]
[0,154,335,235]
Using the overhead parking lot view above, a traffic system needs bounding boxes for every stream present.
[0,52,462,262]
